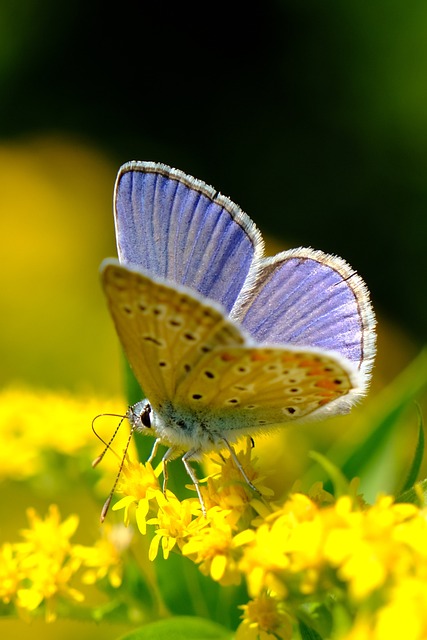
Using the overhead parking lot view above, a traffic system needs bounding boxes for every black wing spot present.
[192,394,203,400]
[201,345,212,353]
[204,371,215,379]
[286,407,296,414]
[143,336,163,346]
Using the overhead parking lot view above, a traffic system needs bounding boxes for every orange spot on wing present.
[317,390,336,398]
[307,367,327,376]
[250,352,270,362]
[281,354,300,364]
[316,379,341,390]
[299,358,322,367]
[220,353,236,362]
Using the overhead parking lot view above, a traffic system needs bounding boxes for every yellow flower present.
[0,386,124,481]
[236,594,293,640]
[17,554,83,622]
[12,505,83,622]
[323,495,420,600]
[201,441,273,520]
[182,508,243,585]
[112,460,162,532]
[307,481,335,506]
[341,618,375,640]
[375,577,427,640]
[74,523,132,588]
[148,491,204,561]
[238,522,290,597]
[0,543,22,604]
[18,505,79,562]
[342,577,427,640]
[239,493,324,597]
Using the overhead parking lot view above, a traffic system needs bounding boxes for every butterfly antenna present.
[100,423,137,523]
[91,413,126,467]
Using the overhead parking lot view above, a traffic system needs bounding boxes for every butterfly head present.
[127,400,152,432]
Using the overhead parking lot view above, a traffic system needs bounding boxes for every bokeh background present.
[1,0,427,637]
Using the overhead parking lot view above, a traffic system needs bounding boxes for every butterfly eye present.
[140,403,152,428]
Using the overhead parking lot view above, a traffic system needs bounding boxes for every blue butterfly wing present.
[235,248,376,386]
[114,162,263,313]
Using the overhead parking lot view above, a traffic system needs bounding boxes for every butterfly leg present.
[220,437,261,496]
[182,450,207,517]
[147,437,162,464]
[160,446,176,496]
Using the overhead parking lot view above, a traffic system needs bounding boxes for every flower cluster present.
[0,504,127,622]
[0,386,124,482]
[2,386,426,638]
[112,442,427,640]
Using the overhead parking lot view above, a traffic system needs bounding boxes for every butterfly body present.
[128,399,223,457]
[101,161,376,509]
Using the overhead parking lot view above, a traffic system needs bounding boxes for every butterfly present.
[100,161,376,513]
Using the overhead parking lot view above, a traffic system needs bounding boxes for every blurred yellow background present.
[0,136,120,393]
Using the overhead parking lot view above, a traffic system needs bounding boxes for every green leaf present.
[305,349,427,497]
[396,478,427,506]
[118,616,233,640]
[399,404,425,494]
[153,549,247,630]
[297,602,332,639]
[309,451,350,496]
[123,356,151,463]
[298,620,324,640]
[338,403,405,484]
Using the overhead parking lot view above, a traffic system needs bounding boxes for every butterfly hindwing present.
[234,248,376,388]
[175,344,360,432]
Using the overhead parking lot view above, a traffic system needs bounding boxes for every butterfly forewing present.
[114,162,264,313]
[101,260,247,407]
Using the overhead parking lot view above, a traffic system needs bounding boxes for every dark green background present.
[2,0,426,341]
